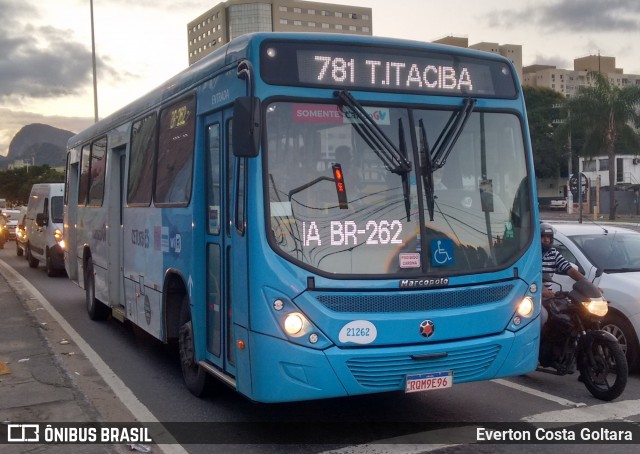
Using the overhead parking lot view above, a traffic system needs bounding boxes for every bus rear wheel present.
[178,297,210,397]
[85,257,109,320]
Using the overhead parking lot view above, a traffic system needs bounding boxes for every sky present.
[2,0,640,156]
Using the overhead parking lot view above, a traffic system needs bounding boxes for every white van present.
[25,183,66,276]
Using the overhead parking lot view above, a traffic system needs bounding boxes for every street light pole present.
[90,0,99,123]
[567,109,572,177]
[552,104,573,213]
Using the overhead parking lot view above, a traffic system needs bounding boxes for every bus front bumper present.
[245,318,540,403]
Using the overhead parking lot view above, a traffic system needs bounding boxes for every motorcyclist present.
[540,222,588,326]
[540,223,612,383]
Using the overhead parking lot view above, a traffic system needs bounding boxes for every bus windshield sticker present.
[343,107,391,126]
[270,201,293,217]
[399,253,420,269]
[208,206,220,232]
[291,104,391,126]
[338,320,377,344]
[430,239,455,267]
[292,104,343,123]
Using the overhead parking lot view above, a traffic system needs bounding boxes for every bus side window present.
[155,95,196,206]
[128,113,157,206]
[235,158,246,234]
[78,144,91,206]
[88,137,107,206]
[207,122,221,235]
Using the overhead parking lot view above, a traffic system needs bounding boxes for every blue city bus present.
[64,32,541,403]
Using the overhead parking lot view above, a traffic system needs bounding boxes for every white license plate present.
[405,371,453,393]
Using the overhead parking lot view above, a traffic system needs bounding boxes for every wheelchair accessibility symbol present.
[430,239,454,267]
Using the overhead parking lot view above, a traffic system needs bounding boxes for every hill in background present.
[0,124,74,169]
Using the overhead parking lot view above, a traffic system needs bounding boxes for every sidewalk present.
[0,266,131,453]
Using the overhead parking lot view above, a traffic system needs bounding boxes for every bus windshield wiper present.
[420,97,476,221]
[398,118,411,221]
[419,119,435,221]
[335,90,411,175]
[335,90,412,220]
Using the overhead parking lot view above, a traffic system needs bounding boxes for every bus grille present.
[316,285,514,313]
[346,344,501,389]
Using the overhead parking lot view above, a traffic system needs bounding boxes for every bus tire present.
[178,297,209,397]
[85,257,109,320]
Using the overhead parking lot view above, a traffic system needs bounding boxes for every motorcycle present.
[538,276,628,401]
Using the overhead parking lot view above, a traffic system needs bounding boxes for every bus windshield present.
[266,101,531,276]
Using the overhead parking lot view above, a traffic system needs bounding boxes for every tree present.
[523,86,568,179]
[0,165,64,206]
[564,72,640,220]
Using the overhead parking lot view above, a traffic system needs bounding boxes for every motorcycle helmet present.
[540,222,554,252]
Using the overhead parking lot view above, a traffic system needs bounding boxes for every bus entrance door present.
[204,113,236,378]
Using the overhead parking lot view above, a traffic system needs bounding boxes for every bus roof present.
[68,32,517,148]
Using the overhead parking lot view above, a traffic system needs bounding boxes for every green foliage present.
[566,72,640,159]
[564,71,640,219]
[0,165,64,206]
[523,86,568,178]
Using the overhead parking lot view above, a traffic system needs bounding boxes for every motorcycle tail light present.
[582,297,608,317]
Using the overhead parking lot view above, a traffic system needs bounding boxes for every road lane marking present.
[523,399,640,422]
[0,259,187,454]
[321,443,456,454]
[492,378,586,407]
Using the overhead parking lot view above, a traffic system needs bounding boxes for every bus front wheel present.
[178,297,209,397]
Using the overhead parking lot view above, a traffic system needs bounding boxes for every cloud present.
[529,53,571,70]
[0,0,120,104]
[487,0,640,32]
[99,0,198,9]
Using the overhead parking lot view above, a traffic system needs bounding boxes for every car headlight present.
[582,297,608,317]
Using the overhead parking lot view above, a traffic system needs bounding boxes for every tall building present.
[431,36,523,81]
[188,0,373,65]
[522,55,640,97]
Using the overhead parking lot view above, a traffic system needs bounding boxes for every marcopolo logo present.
[400,277,449,288]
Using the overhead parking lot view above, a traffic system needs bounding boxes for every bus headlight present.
[516,296,534,317]
[284,312,306,336]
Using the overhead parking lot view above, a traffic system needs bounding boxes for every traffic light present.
[332,163,348,209]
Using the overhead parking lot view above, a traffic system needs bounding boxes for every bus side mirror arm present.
[233,60,261,158]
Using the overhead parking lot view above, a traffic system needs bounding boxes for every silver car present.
[548,222,640,370]
[3,209,22,240]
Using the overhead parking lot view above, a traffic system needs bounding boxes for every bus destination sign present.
[261,41,517,98]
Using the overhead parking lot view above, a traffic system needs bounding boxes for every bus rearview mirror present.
[232,97,261,158]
